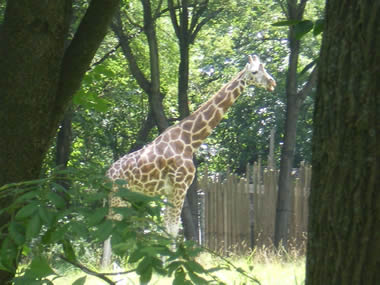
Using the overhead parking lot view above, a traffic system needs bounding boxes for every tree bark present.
[274,0,310,248]
[306,0,380,284]
[141,0,169,132]
[55,107,73,206]
[0,0,119,281]
[56,108,73,169]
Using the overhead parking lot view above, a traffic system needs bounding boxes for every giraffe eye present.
[252,71,258,75]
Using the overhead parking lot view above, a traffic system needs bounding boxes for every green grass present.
[51,247,305,285]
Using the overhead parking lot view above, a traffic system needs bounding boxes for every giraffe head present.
[244,55,276,91]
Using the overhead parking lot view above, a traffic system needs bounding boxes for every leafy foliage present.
[272,19,323,39]
[0,168,259,284]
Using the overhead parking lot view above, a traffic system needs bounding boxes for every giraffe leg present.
[164,183,189,237]
[108,186,129,221]
[163,163,196,236]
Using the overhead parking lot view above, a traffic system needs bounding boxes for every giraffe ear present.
[250,55,259,63]
[248,55,259,64]
[259,63,265,71]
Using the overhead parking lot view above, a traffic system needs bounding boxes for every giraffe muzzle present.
[267,79,276,92]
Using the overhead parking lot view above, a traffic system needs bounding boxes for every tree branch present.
[189,0,208,34]
[59,255,116,285]
[54,0,120,118]
[168,0,180,38]
[190,8,223,44]
[89,44,121,71]
[297,0,308,18]
[124,11,143,29]
[111,12,152,94]
[153,0,164,20]
[297,66,318,103]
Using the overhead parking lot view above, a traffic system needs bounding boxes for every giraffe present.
[106,55,276,237]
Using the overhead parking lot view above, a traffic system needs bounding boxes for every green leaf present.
[114,207,137,218]
[167,261,184,276]
[299,58,318,77]
[14,191,38,204]
[73,92,111,112]
[38,206,55,226]
[140,266,153,284]
[272,20,301,26]
[0,261,12,272]
[47,192,66,209]
[87,207,108,226]
[70,222,89,237]
[136,257,155,283]
[173,268,186,285]
[183,260,205,274]
[294,20,314,40]
[9,222,25,245]
[129,250,144,263]
[26,214,41,240]
[188,271,208,285]
[29,256,56,278]
[44,226,67,244]
[313,19,324,35]
[0,237,18,272]
[94,220,113,242]
[72,276,87,285]
[92,96,111,113]
[62,239,76,262]
[136,257,153,275]
[15,203,38,220]
[117,190,155,203]
[22,245,32,257]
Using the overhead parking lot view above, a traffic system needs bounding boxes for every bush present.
[1,168,259,284]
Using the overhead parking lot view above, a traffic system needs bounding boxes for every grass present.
[51,246,305,285]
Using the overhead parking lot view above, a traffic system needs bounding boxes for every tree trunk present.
[306,1,380,284]
[274,5,302,248]
[0,1,119,281]
[141,0,169,132]
[268,128,276,170]
[274,0,312,248]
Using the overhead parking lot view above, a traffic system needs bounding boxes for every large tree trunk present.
[0,1,119,281]
[306,1,380,284]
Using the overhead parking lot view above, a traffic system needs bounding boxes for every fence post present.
[247,164,255,249]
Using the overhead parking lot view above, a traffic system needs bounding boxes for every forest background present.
[47,0,323,246]
[0,0,345,284]
[54,0,322,175]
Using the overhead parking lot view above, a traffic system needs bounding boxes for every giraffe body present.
[107,55,276,237]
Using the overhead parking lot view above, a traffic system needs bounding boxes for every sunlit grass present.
[51,246,305,285]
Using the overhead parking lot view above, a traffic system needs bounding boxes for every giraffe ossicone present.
[106,54,276,237]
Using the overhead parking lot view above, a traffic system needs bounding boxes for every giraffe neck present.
[179,69,247,149]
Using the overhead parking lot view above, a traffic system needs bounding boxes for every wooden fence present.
[199,161,311,254]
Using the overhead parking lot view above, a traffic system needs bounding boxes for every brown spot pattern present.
[209,110,222,129]
[193,115,207,132]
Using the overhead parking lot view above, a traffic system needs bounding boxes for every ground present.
[52,249,305,285]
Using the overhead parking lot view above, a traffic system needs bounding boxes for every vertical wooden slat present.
[247,164,255,249]
[201,162,311,254]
